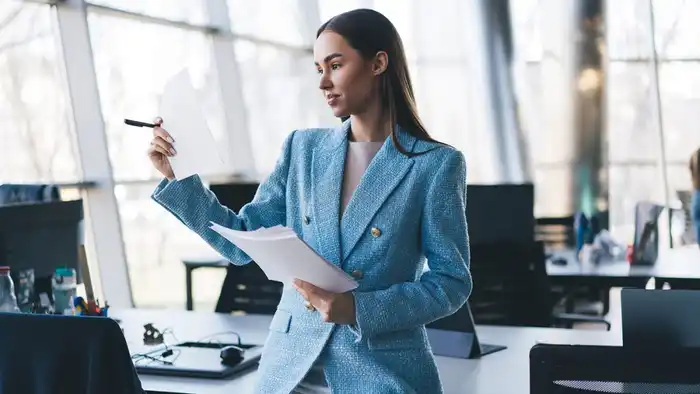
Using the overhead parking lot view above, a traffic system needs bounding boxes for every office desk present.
[112,309,618,394]
[547,246,700,288]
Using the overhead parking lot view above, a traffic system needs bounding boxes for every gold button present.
[303,216,311,225]
[351,270,364,280]
[371,227,381,237]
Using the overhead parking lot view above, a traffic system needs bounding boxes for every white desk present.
[113,309,619,394]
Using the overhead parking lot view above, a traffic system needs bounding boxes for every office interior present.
[2,0,700,392]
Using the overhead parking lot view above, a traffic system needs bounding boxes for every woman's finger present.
[153,116,163,126]
[151,136,176,155]
[150,143,173,157]
[153,126,174,144]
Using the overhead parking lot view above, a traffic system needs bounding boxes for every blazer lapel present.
[340,127,417,262]
[310,121,350,266]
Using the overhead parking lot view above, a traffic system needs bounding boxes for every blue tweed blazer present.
[152,120,472,394]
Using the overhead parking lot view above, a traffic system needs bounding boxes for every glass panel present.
[606,61,660,163]
[509,0,543,62]
[235,41,333,174]
[608,165,665,244]
[605,0,652,60]
[0,1,80,182]
[533,167,573,218]
[86,0,207,26]
[318,0,374,23]
[227,0,305,46]
[652,0,700,60]
[658,62,700,163]
[117,182,226,309]
[88,13,230,181]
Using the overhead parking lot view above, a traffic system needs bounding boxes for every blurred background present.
[2,0,699,311]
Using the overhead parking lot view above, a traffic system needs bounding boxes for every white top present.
[341,141,384,213]
[295,140,383,393]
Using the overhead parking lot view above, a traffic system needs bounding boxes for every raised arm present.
[150,131,296,265]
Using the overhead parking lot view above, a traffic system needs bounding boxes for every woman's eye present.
[316,68,323,74]
[331,63,341,70]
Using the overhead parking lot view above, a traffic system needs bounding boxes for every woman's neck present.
[349,104,391,142]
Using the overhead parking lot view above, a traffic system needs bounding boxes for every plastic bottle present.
[0,267,20,313]
[52,268,77,315]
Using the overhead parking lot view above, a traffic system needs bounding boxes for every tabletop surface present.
[113,308,619,394]
[546,245,700,279]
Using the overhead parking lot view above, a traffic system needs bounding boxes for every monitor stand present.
[427,328,506,359]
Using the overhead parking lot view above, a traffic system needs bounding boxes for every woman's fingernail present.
[170,148,177,155]
[167,136,174,143]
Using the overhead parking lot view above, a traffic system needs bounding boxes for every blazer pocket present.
[368,327,425,351]
[269,309,292,334]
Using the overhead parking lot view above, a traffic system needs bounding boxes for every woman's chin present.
[331,107,349,118]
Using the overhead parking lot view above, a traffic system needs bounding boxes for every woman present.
[148,8,471,394]
[690,148,700,245]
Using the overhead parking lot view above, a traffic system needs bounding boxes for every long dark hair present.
[317,9,442,156]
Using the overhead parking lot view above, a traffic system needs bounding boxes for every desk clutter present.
[131,322,263,379]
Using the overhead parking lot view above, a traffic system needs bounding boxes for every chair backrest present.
[530,343,700,393]
[0,313,143,394]
[215,263,283,315]
[535,216,575,249]
[468,241,553,327]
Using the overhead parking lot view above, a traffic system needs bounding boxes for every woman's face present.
[314,31,379,118]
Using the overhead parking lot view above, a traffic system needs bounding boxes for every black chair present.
[215,262,282,315]
[0,313,143,394]
[535,216,576,249]
[468,241,610,329]
[530,343,700,393]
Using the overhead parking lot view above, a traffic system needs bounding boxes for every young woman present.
[147,8,472,394]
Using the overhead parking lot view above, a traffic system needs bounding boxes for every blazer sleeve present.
[351,150,472,340]
[150,131,296,265]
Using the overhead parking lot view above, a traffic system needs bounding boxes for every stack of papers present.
[209,222,358,293]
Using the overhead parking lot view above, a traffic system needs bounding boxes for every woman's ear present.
[372,51,388,76]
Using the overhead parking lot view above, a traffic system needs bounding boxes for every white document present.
[209,222,358,293]
[158,70,224,180]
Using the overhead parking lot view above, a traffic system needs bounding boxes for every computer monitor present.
[209,182,260,213]
[622,288,700,348]
[466,183,535,245]
[0,199,83,282]
[426,301,506,358]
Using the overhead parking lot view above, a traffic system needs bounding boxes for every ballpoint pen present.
[124,118,157,128]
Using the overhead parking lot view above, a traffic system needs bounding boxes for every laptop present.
[133,341,263,379]
[621,288,700,348]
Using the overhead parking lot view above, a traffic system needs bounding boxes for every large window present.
[606,0,700,242]
[0,2,79,182]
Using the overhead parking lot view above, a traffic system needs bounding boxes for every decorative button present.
[351,270,364,280]
[303,216,311,225]
[371,227,381,237]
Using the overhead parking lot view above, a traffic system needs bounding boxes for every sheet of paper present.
[209,222,358,293]
[158,70,224,180]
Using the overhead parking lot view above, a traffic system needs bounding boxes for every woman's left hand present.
[293,279,356,325]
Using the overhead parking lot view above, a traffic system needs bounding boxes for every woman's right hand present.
[147,117,177,180]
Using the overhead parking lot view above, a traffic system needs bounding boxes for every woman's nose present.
[318,72,332,90]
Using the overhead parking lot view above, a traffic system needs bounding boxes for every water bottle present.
[0,266,20,313]
[52,268,77,315]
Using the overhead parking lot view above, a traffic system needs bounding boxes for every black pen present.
[124,118,157,128]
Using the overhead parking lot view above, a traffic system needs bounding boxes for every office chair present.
[468,241,610,330]
[530,343,700,393]
[535,216,576,249]
[0,313,143,394]
[215,262,282,315]
[0,184,60,205]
